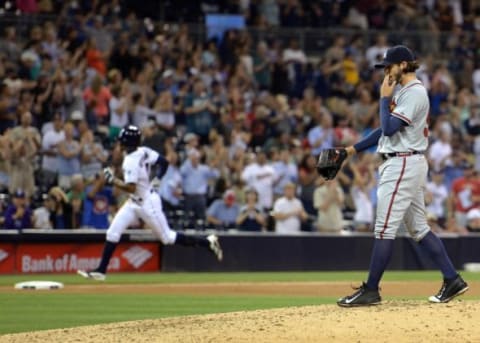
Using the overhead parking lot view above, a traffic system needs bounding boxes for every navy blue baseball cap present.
[374,45,415,68]
[13,189,25,198]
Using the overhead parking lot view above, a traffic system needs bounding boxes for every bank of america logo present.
[0,249,8,262]
[122,246,152,268]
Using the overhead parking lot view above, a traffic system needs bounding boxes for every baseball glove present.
[316,148,348,180]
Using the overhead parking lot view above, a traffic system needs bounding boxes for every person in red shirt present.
[83,74,112,126]
[86,38,106,76]
[448,163,480,230]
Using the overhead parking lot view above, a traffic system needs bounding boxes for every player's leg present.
[78,202,137,280]
[404,187,468,302]
[338,157,414,307]
[366,157,421,288]
[141,193,223,261]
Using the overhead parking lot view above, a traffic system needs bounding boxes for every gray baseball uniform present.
[375,79,430,240]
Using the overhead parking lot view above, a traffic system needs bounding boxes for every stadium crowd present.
[1,0,480,234]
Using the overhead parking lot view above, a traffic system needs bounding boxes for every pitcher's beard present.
[387,72,402,85]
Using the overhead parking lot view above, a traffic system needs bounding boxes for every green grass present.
[0,271,478,335]
[1,270,480,286]
[0,293,332,335]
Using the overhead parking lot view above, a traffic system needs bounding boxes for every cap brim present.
[374,61,393,68]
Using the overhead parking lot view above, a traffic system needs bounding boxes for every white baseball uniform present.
[375,79,431,241]
[106,146,177,244]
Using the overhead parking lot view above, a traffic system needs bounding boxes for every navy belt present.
[382,151,423,160]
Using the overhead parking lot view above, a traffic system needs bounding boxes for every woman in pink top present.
[83,75,112,126]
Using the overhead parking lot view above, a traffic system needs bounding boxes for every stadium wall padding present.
[1,231,479,273]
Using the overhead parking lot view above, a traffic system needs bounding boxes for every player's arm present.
[379,97,408,136]
[155,154,169,179]
[349,128,382,155]
[103,167,136,194]
[379,74,409,136]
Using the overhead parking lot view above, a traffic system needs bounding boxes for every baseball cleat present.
[337,282,382,307]
[428,274,468,303]
[207,234,223,261]
[77,270,106,281]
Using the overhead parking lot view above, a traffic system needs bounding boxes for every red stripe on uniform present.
[380,157,407,239]
[391,111,412,125]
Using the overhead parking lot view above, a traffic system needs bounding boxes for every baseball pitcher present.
[318,46,468,306]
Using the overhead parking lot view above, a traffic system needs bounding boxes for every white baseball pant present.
[106,191,177,244]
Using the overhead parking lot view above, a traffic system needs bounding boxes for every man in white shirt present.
[41,113,65,175]
[426,171,448,224]
[282,38,307,84]
[428,128,452,172]
[365,34,389,69]
[109,85,130,139]
[272,182,308,234]
[241,150,276,210]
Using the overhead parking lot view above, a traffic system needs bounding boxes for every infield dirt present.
[1,281,479,343]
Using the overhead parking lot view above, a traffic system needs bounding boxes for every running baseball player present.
[330,45,468,306]
[78,125,223,281]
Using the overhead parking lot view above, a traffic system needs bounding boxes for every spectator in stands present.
[260,0,280,26]
[272,147,298,200]
[0,26,21,61]
[108,84,130,141]
[47,186,73,229]
[57,121,81,189]
[448,161,480,230]
[297,154,317,229]
[83,74,111,127]
[280,0,305,27]
[80,130,108,180]
[206,189,241,230]
[159,151,183,212]
[236,188,266,231]
[32,193,53,229]
[443,150,471,191]
[184,79,216,144]
[131,92,157,130]
[428,127,453,172]
[241,149,276,211]
[85,38,107,77]
[40,112,65,185]
[0,132,11,191]
[313,178,345,232]
[351,88,378,132]
[365,34,389,68]
[4,189,32,230]
[0,83,16,135]
[466,208,480,233]
[349,156,375,232]
[272,182,308,234]
[253,41,272,90]
[426,171,449,230]
[180,148,220,226]
[2,1,480,233]
[9,111,41,198]
[308,111,334,156]
[154,90,176,134]
[183,133,200,156]
[282,38,307,89]
[67,174,85,228]
[82,174,116,229]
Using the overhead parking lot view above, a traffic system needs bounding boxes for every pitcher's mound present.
[1,301,479,343]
